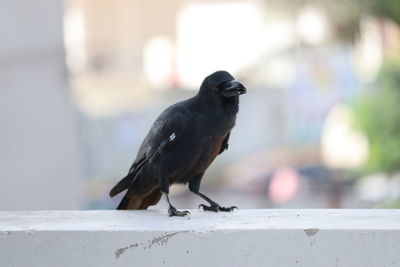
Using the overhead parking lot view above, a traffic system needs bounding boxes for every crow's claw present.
[218,206,237,212]
[198,204,219,212]
[168,207,190,217]
[198,204,238,212]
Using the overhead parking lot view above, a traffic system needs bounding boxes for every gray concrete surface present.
[0,209,399,266]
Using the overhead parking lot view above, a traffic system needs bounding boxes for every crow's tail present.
[110,174,133,198]
[110,155,147,198]
[116,188,162,210]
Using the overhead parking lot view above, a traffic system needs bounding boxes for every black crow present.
[109,71,246,216]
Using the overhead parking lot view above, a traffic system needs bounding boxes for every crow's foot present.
[218,206,238,212]
[198,204,237,212]
[168,207,190,217]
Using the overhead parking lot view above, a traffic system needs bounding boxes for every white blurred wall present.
[0,0,82,209]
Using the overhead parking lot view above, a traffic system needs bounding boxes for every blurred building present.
[1,0,399,210]
[0,0,82,210]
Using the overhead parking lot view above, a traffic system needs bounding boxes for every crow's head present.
[198,71,246,114]
[199,71,246,98]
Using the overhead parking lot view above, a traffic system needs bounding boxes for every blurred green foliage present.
[351,0,400,176]
[269,0,400,175]
[267,0,400,41]
[385,200,400,208]
[367,0,400,26]
[353,61,400,175]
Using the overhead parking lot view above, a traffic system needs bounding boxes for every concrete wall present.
[0,0,82,209]
[0,209,399,266]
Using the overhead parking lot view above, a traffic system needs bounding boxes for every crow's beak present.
[220,80,247,97]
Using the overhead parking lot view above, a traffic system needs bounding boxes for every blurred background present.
[1,0,400,210]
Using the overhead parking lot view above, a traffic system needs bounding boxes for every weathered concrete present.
[0,209,399,267]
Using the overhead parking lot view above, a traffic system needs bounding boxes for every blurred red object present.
[269,168,300,203]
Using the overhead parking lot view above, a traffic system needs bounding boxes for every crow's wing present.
[218,132,230,154]
[109,106,190,197]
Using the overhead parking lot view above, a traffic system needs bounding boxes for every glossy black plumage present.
[109,71,246,216]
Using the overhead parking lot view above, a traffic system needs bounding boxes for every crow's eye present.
[219,81,231,90]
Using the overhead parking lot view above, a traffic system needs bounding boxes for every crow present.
[109,71,246,216]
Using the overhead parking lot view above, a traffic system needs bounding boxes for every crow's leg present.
[163,193,190,217]
[159,177,190,217]
[189,175,237,212]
